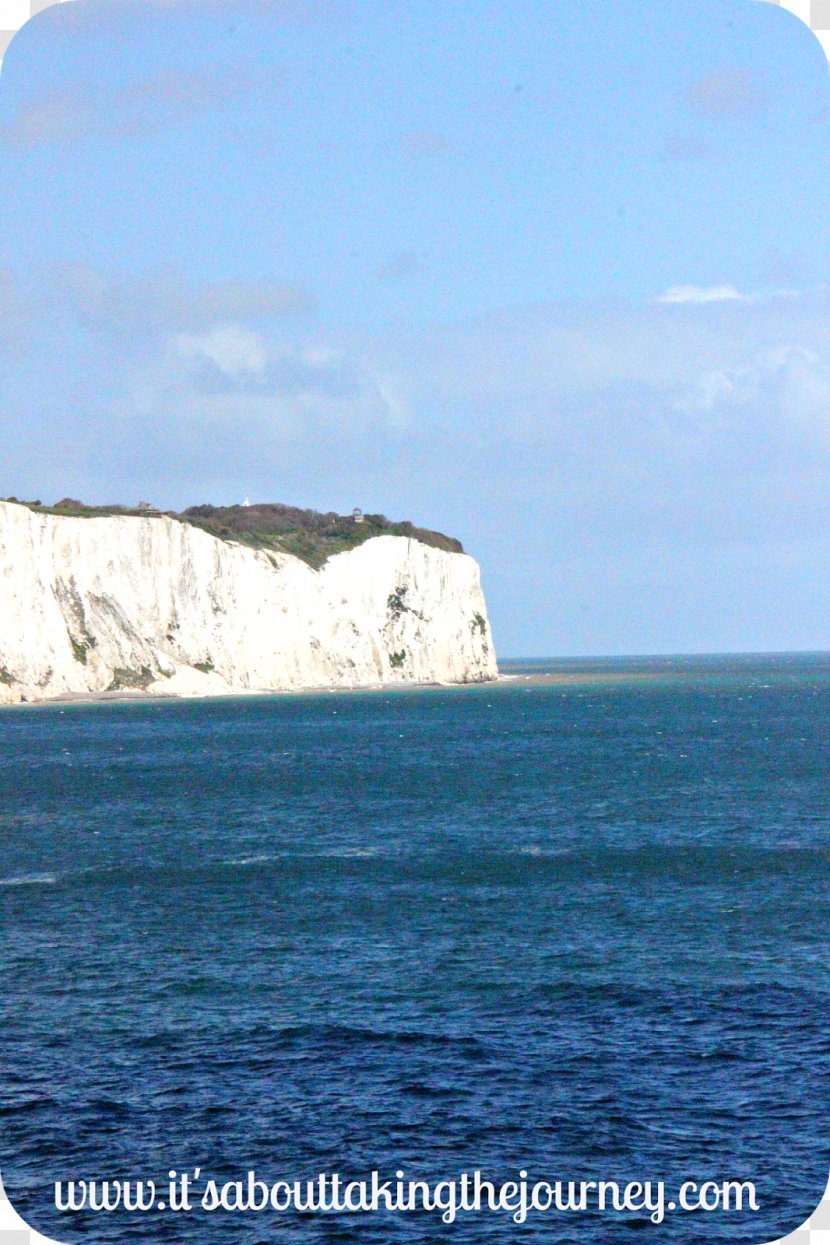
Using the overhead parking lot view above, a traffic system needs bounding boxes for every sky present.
[1,0,830,655]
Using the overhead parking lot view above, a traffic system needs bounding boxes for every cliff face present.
[0,501,497,704]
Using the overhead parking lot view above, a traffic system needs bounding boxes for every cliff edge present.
[0,500,497,704]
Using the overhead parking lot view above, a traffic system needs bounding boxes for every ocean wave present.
[0,872,58,887]
[14,840,826,893]
[219,846,381,867]
[220,854,281,867]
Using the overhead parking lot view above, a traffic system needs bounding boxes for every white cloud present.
[685,68,768,122]
[657,284,744,305]
[3,68,245,147]
[370,370,412,429]
[693,365,758,412]
[676,342,830,445]
[174,323,269,378]
[300,345,342,368]
[132,327,414,441]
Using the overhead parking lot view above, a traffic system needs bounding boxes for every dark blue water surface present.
[1,654,829,1243]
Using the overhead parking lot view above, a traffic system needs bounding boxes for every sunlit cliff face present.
[0,501,497,704]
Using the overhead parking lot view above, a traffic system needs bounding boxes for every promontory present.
[0,498,497,704]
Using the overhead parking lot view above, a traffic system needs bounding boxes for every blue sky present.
[1,0,830,654]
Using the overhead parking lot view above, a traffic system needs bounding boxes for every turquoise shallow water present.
[1,654,829,1241]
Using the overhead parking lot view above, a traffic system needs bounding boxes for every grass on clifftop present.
[1,497,463,570]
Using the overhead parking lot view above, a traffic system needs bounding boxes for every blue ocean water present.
[1,654,828,1243]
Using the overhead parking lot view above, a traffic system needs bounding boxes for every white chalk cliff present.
[0,500,497,704]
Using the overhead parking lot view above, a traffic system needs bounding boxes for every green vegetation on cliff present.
[1,497,463,570]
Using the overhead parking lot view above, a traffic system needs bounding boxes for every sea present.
[1,654,828,1243]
